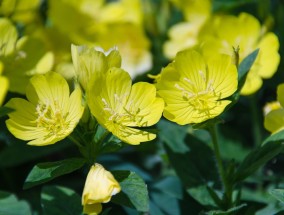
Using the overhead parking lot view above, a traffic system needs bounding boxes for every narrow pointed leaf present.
[24,158,85,189]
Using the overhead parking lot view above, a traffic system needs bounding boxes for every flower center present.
[175,70,220,113]
[102,94,146,128]
[35,99,68,136]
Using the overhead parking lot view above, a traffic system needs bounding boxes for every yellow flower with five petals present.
[6,72,84,146]
[200,13,280,95]
[87,68,164,145]
[156,49,237,125]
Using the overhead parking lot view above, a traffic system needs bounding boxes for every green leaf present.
[158,120,219,187]
[41,185,82,215]
[100,136,125,154]
[158,119,189,153]
[205,203,247,215]
[237,49,259,91]
[270,189,284,203]
[24,158,85,189]
[151,189,180,215]
[233,141,283,183]
[152,176,183,199]
[0,141,70,168]
[111,170,149,212]
[0,106,13,117]
[187,185,217,207]
[158,120,220,206]
[0,191,32,215]
[263,129,284,145]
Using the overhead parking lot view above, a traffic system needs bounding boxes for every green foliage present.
[232,132,284,183]
[158,119,220,207]
[0,106,13,117]
[111,170,149,212]
[204,203,247,215]
[270,189,284,203]
[24,158,85,189]
[0,141,70,168]
[237,49,259,91]
[0,191,32,215]
[41,186,83,215]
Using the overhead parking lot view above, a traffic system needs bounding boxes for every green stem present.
[249,94,262,146]
[208,125,232,207]
[89,130,111,164]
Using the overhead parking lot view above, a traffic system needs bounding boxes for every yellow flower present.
[98,0,143,26]
[163,22,201,59]
[0,18,17,56]
[264,84,284,134]
[0,0,40,24]
[156,50,238,125]
[92,23,152,78]
[0,62,9,106]
[71,44,121,90]
[263,101,281,116]
[200,12,280,95]
[87,68,164,145]
[48,0,104,44]
[5,72,84,146]
[170,0,211,23]
[0,18,54,94]
[82,163,121,215]
[163,0,211,59]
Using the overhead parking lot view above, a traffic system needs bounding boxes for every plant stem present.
[208,125,232,207]
[249,94,262,146]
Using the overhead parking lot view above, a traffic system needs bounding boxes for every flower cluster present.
[1,1,283,215]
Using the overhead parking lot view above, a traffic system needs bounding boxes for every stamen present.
[101,95,147,127]
[174,71,220,113]
[35,99,68,136]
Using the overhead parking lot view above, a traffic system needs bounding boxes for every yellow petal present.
[0,18,17,56]
[174,50,206,82]
[114,126,156,145]
[125,82,164,126]
[82,164,121,205]
[6,98,37,126]
[264,109,284,134]
[6,121,48,142]
[256,33,280,78]
[207,54,238,98]
[83,203,102,215]
[0,76,9,106]
[240,71,263,95]
[66,87,84,124]
[277,84,284,108]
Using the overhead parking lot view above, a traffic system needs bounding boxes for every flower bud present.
[82,164,121,215]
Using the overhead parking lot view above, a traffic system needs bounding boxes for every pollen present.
[175,73,220,113]
[35,99,68,136]
[102,95,145,128]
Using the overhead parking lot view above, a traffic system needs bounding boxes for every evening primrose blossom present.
[6,72,84,146]
[264,84,284,134]
[82,164,121,215]
[200,12,280,95]
[156,50,238,125]
[163,0,211,59]
[87,68,164,145]
[71,44,121,90]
